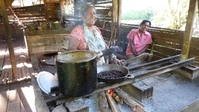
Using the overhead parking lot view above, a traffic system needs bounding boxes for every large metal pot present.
[56,50,97,97]
[97,64,134,84]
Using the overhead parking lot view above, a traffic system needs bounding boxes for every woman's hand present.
[96,56,101,61]
[113,58,125,66]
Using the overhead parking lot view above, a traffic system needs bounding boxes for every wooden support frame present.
[0,0,17,79]
[112,0,122,46]
[181,0,197,60]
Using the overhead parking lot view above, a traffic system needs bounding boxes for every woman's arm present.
[68,36,80,50]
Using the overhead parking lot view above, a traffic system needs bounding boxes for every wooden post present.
[59,0,65,26]
[60,0,65,16]
[112,0,118,24]
[198,0,199,15]
[117,0,122,46]
[112,0,119,45]
[181,0,197,60]
[0,0,17,79]
[43,0,50,28]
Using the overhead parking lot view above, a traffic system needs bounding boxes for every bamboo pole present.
[0,0,17,79]
[181,0,197,60]
[117,0,122,46]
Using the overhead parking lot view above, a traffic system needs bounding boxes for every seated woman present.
[125,20,153,61]
[68,4,124,66]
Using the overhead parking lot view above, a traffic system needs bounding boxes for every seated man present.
[125,20,153,63]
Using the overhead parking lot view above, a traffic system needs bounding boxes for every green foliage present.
[121,0,190,30]
[122,10,153,20]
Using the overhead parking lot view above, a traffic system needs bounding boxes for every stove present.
[32,54,194,112]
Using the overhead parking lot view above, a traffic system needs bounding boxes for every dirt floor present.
[141,71,199,112]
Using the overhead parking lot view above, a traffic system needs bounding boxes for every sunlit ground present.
[14,47,28,54]
[0,47,27,56]
[20,85,36,112]
[0,84,36,112]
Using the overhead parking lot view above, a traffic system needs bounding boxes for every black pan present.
[97,64,134,84]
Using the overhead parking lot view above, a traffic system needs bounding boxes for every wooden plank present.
[16,54,23,81]
[189,48,199,56]
[18,82,36,112]
[31,76,49,112]
[23,62,31,79]
[20,54,31,79]
[188,52,199,62]
[153,34,183,45]
[20,59,26,80]
[151,31,184,39]
[13,4,45,10]
[0,42,7,68]
[95,1,112,4]
[190,37,199,46]
[96,8,110,15]
[17,14,46,18]
[5,54,13,84]
[154,39,182,50]
[0,48,11,84]
[153,45,181,56]
[27,63,34,78]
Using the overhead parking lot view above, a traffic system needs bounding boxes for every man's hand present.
[133,50,139,56]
